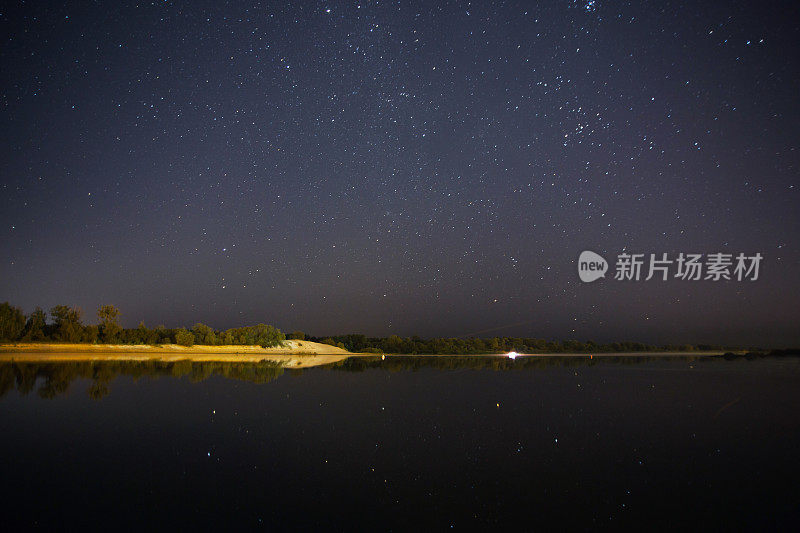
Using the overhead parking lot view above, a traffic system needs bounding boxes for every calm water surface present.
[0,355,798,530]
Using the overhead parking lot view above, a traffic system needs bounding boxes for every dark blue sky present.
[1,1,798,345]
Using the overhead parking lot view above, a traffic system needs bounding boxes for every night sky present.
[1,1,798,346]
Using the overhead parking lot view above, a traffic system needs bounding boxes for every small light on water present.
[507,351,518,359]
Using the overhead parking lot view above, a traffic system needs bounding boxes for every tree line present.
[0,302,284,348]
[301,333,732,354]
[1,301,740,353]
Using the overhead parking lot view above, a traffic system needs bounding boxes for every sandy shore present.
[0,341,356,368]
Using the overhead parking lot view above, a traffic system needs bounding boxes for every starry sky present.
[1,1,798,346]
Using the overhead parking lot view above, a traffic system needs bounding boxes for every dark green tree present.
[153,325,172,345]
[83,325,99,343]
[0,302,26,341]
[50,305,84,342]
[135,322,159,345]
[192,323,217,345]
[22,307,47,341]
[175,328,194,347]
[97,304,122,343]
[253,324,284,348]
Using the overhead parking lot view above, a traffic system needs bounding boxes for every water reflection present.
[1,353,798,530]
[0,360,286,400]
[0,353,756,400]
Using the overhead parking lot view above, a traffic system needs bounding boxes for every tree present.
[97,304,122,343]
[383,335,404,353]
[50,305,83,342]
[83,325,99,343]
[135,322,159,345]
[22,307,47,341]
[192,323,217,345]
[153,325,172,345]
[0,302,26,342]
[175,328,194,347]
[252,324,285,348]
[287,331,305,340]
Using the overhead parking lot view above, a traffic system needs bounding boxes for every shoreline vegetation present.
[0,302,795,362]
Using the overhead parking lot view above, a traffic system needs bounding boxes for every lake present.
[0,355,798,530]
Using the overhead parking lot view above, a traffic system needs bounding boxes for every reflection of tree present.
[189,362,215,383]
[88,381,109,400]
[0,352,772,400]
[14,364,39,396]
[89,363,115,400]
[38,375,71,399]
[330,354,709,373]
[171,360,192,377]
[0,365,15,397]
[0,360,286,400]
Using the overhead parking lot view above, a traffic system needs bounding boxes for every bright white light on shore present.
[507,351,518,359]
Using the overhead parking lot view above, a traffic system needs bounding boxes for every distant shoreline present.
[0,342,740,363]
